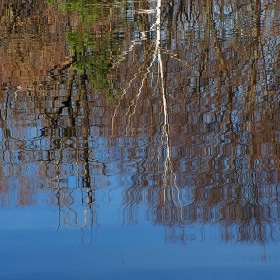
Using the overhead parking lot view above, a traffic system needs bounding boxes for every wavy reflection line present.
[156,0,183,224]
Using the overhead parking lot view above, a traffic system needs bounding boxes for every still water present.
[1,0,280,279]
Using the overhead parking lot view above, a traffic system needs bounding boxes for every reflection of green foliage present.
[68,31,120,98]
[46,0,126,100]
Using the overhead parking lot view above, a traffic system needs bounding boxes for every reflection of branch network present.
[56,185,98,245]
[113,0,184,228]
[113,0,280,245]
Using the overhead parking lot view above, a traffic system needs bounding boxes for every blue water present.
[1,190,279,280]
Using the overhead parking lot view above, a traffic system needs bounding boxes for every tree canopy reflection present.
[47,0,128,100]
[1,0,280,244]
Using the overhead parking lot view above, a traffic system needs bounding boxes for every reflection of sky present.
[1,189,280,280]
[1,99,280,279]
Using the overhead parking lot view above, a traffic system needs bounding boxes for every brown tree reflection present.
[1,0,280,244]
[117,0,280,244]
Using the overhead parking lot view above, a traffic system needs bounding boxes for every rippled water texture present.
[1,1,280,279]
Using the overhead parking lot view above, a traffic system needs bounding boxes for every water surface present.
[1,1,280,279]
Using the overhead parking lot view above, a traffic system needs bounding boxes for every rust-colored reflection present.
[117,0,280,244]
[0,1,73,87]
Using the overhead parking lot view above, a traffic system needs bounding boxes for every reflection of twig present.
[111,4,160,135]
[111,64,143,135]
[56,186,97,245]
[127,53,157,131]
[14,86,30,101]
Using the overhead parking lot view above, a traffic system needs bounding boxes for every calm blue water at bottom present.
[1,188,279,280]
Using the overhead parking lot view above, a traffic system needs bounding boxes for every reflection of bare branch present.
[127,53,157,130]
[156,0,183,223]
[112,3,159,135]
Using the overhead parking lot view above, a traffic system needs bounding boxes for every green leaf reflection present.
[46,0,126,100]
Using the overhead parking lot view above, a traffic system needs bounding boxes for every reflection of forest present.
[1,0,280,243]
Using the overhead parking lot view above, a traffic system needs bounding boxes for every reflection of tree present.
[0,1,98,233]
[0,0,130,233]
[47,0,127,101]
[114,0,184,227]
[2,0,280,245]
[47,71,98,234]
[117,0,280,244]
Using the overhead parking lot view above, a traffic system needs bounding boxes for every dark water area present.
[1,0,280,279]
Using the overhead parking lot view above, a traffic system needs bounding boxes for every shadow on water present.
[1,0,280,246]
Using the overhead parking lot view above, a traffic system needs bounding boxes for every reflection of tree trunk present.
[2,89,11,141]
[157,0,169,206]
[156,0,182,223]
[80,76,95,208]
[247,0,264,217]
[254,0,268,95]
[206,0,233,132]
[1,90,12,174]
[70,73,95,227]
[44,68,96,228]
[250,0,269,172]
